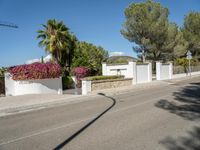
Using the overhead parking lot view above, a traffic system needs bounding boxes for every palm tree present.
[37,19,77,75]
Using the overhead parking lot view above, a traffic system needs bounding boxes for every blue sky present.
[0,0,200,67]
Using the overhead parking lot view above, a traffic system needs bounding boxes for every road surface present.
[0,77,199,150]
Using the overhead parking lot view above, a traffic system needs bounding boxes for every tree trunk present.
[142,49,146,63]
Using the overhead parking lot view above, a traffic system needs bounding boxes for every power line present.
[0,21,18,28]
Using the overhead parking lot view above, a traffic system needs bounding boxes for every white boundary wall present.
[102,62,152,84]
[156,62,173,80]
[102,62,135,78]
[5,73,62,96]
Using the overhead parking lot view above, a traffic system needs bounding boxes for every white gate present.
[156,62,173,80]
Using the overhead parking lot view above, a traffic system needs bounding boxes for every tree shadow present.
[155,82,200,150]
[53,93,116,150]
[160,126,200,150]
[155,82,200,121]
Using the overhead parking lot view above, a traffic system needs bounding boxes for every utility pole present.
[186,50,192,77]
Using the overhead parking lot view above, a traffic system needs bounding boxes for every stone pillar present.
[156,62,161,80]
[102,62,107,76]
[82,80,91,95]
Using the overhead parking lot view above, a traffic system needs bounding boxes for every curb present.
[1,75,199,118]
[0,94,99,118]
[0,80,169,117]
[0,81,165,117]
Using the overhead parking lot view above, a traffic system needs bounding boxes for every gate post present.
[156,62,161,80]
[169,62,173,79]
[129,61,137,85]
[102,62,107,76]
[82,80,91,95]
[148,63,152,82]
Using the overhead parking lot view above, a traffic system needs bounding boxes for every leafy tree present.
[72,41,108,75]
[173,31,188,58]
[37,19,77,75]
[161,23,179,60]
[121,0,179,62]
[182,12,200,58]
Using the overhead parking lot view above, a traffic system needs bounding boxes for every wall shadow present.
[160,126,200,150]
[53,93,116,150]
[155,82,200,121]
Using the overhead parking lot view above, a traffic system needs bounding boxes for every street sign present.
[187,55,192,60]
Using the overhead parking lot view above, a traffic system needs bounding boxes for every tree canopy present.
[182,12,200,58]
[37,19,77,75]
[72,41,108,75]
[121,0,188,62]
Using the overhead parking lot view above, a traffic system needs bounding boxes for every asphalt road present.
[0,77,200,150]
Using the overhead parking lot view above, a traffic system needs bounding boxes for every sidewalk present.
[0,93,81,116]
[0,75,198,117]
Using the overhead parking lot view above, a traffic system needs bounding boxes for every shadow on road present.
[53,93,116,150]
[155,82,200,121]
[155,82,200,150]
[160,126,200,150]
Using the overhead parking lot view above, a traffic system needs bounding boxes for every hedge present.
[83,75,124,81]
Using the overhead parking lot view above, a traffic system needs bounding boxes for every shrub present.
[84,75,124,81]
[173,58,198,74]
[0,77,5,95]
[8,63,61,80]
[72,67,90,81]
[0,67,7,77]
[72,67,90,88]
[62,76,74,89]
[174,58,197,66]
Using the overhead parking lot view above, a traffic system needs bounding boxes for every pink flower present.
[8,63,61,80]
[72,67,90,81]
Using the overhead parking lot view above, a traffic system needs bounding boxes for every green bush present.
[173,58,198,73]
[0,67,7,77]
[83,75,124,81]
[174,58,197,66]
[62,76,74,90]
[0,77,5,95]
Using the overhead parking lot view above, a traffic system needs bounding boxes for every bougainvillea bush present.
[8,63,61,80]
[72,67,90,87]
[72,67,90,81]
